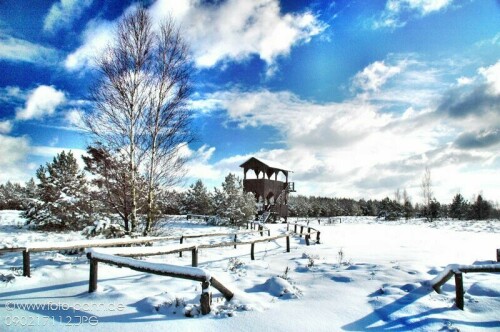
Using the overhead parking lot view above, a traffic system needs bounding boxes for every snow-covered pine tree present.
[24,151,93,230]
[212,173,256,226]
[158,189,183,215]
[83,145,147,233]
[21,178,37,210]
[181,179,212,215]
[0,181,25,209]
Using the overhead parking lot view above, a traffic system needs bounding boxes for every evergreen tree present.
[21,178,38,210]
[288,195,311,217]
[24,151,92,230]
[158,190,183,215]
[403,200,413,220]
[427,198,441,222]
[181,179,212,215]
[83,145,147,233]
[211,173,256,226]
[469,194,492,220]
[402,189,413,220]
[0,181,24,209]
[449,193,468,220]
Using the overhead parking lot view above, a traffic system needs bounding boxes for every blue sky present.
[0,0,499,204]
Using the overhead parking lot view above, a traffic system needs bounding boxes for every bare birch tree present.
[85,8,192,233]
[394,188,401,205]
[420,166,433,221]
[142,18,192,234]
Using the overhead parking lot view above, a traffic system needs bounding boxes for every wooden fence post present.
[316,231,321,244]
[259,225,263,236]
[192,248,198,267]
[294,224,297,233]
[234,234,237,249]
[497,249,500,262]
[286,236,290,252]
[22,250,30,277]
[89,257,98,293]
[300,226,304,238]
[179,236,184,257]
[250,243,255,260]
[455,272,464,310]
[305,234,310,246]
[200,280,212,315]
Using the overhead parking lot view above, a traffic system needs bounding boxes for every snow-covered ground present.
[0,211,499,331]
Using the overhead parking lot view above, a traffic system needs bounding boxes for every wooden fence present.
[246,221,271,236]
[86,250,233,315]
[2,228,274,277]
[286,222,321,245]
[186,214,213,221]
[88,232,292,266]
[319,217,342,225]
[6,235,180,277]
[178,228,268,257]
[431,261,500,310]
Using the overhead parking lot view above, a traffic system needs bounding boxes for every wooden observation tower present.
[240,157,295,223]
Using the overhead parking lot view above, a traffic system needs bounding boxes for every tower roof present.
[239,157,291,177]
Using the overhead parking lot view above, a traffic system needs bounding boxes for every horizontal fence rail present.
[286,222,321,245]
[87,232,293,266]
[245,221,271,236]
[186,214,213,221]
[430,261,500,310]
[86,250,233,315]
[11,227,292,277]
[6,228,276,277]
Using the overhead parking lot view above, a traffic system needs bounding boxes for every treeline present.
[286,194,499,221]
[0,150,255,235]
[1,157,498,233]
[132,185,500,222]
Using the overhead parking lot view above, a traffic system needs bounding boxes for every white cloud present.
[0,131,88,184]
[0,134,31,183]
[479,60,500,95]
[0,120,13,134]
[65,0,326,73]
[64,19,115,71]
[64,108,85,128]
[190,58,500,201]
[182,144,221,180]
[352,60,402,92]
[31,146,86,158]
[375,0,454,29]
[0,86,24,103]
[44,0,93,33]
[386,0,453,15]
[456,76,474,86]
[0,33,59,64]
[193,88,437,182]
[152,0,326,69]
[16,85,66,120]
